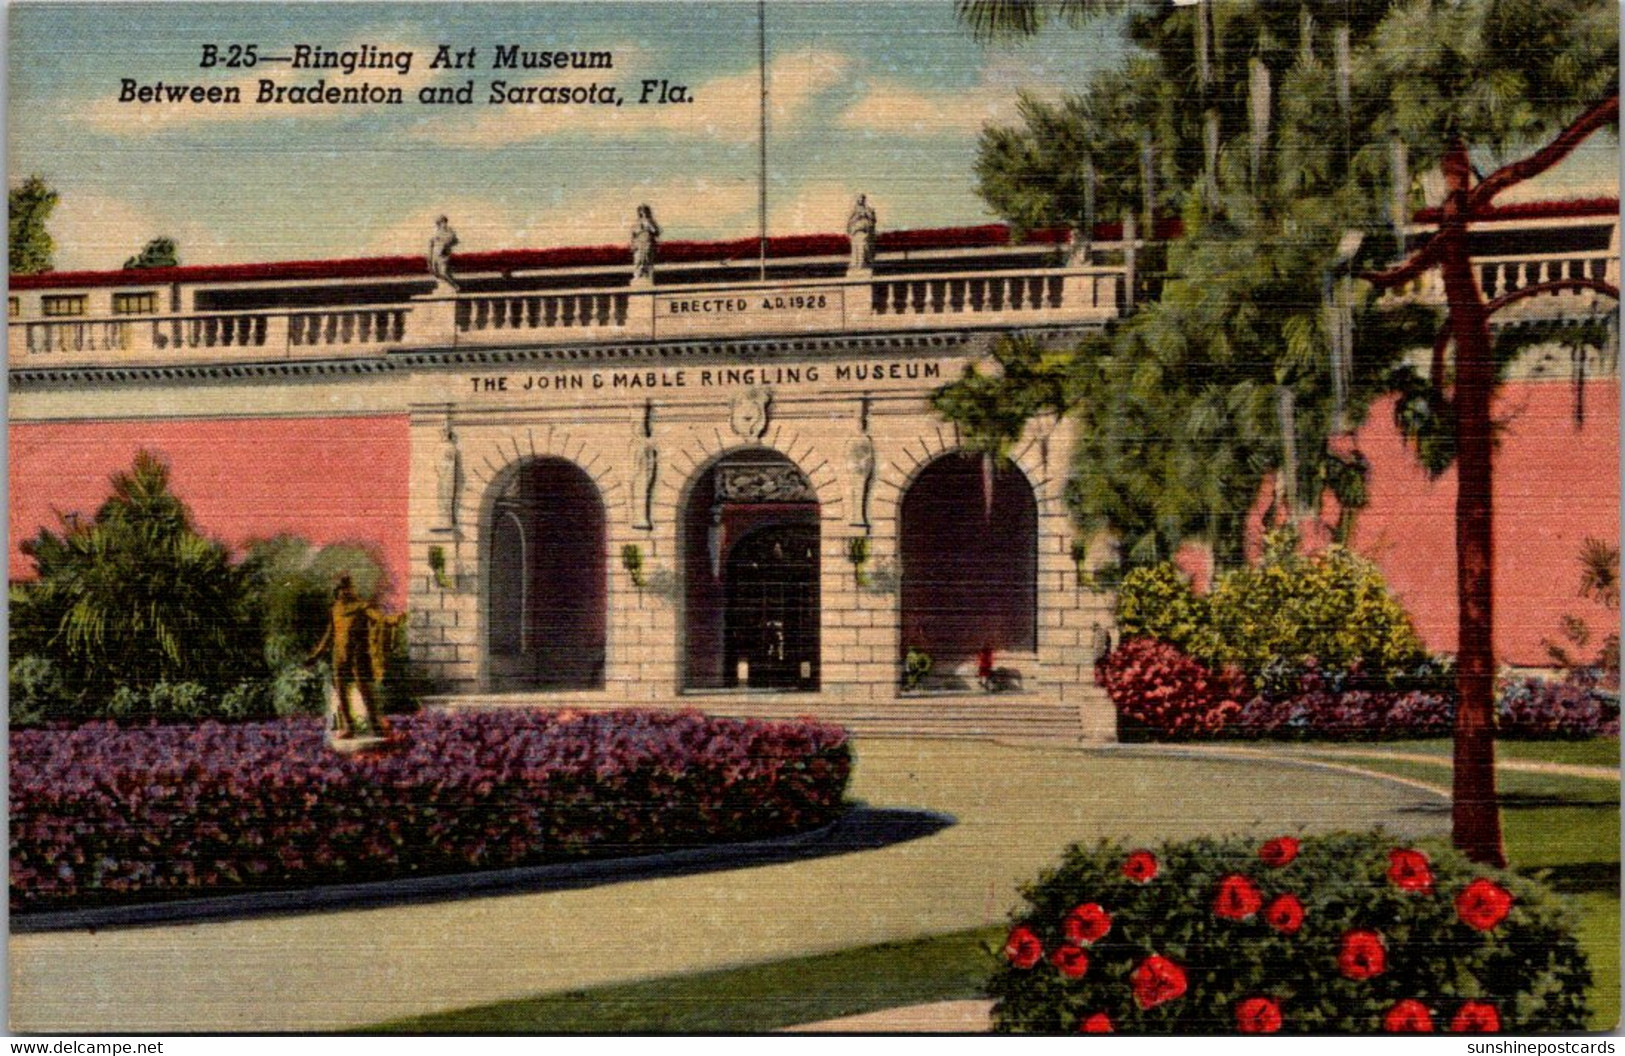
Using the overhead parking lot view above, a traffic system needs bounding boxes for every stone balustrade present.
[8,266,1123,369]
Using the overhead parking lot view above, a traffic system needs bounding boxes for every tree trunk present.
[1438,142,1507,868]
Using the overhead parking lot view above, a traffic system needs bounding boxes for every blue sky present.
[7,1,1617,271]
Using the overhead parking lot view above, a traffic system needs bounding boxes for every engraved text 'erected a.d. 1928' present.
[653,287,844,338]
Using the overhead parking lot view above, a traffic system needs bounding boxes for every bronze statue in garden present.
[306,573,405,740]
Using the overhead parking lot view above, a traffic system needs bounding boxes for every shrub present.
[989,833,1590,1033]
[1497,677,1620,739]
[8,656,75,727]
[1114,565,1219,662]
[1208,545,1426,689]
[11,709,851,913]
[1098,638,1247,740]
[1228,689,1455,740]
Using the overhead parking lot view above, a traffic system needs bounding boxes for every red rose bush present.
[989,832,1591,1033]
[11,709,851,913]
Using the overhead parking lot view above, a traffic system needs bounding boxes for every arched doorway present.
[899,453,1037,682]
[486,457,606,690]
[682,450,820,691]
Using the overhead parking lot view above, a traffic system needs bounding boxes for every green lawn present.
[359,740,1618,1034]
[1326,738,1621,768]
[367,927,1005,1034]
[1312,755,1619,1031]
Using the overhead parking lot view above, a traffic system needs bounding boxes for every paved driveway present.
[10,739,1446,1033]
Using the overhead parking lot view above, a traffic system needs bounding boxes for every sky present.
[7,1,1618,272]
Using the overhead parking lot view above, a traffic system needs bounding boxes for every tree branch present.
[1470,96,1620,208]
[1484,278,1620,317]
[1363,236,1445,290]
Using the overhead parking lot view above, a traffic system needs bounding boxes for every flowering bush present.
[11,709,850,913]
[1496,677,1620,739]
[1097,638,1248,740]
[989,832,1591,1033]
[1227,686,1455,740]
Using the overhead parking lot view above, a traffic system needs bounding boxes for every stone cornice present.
[11,328,1074,389]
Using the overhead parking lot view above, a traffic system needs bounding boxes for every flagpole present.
[758,0,768,281]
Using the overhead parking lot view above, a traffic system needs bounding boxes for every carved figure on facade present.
[631,204,661,285]
[846,194,877,274]
[847,417,876,529]
[428,215,459,289]
[434,420,461,529]
[631,406,658,530]
[729,386,771,440]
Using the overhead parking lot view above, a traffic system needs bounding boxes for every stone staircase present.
[425,691,1088,742]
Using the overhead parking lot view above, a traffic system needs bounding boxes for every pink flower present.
[1456,878,1514,931]
[1259,836,1300,867]
[1063,902,1112,945]
[1131,954,1187,1010]
[1387,848,1434,893]
[1384,999,1435,1033]
[1213,874,1264,920]
[1235,996,1283,1034]
[1004,926,1043,969]
[1122,850,1159,883]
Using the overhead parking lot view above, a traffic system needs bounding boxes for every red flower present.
[1384,999,1435,1033]
[1386,848,1434,893]
[1050,944,1090,978]
[1004,926,1043,969]
[1213,873,1264,920]
[1259,836,1300,868]
[1122,850,1159,884]
[1079,1013,1114,1034]
[1235,996,1283,1034]
[1337,930,1387,980]
[1131,954,1188,1010]
[1264,893,1305,934]
[1450,1001,1502,1033]
[1456,878,1514,931]
[1063,902,1112,945]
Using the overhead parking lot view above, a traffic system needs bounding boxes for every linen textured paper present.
[8,0,1620,1036]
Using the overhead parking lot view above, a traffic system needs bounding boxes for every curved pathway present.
[10,738,1447,1033]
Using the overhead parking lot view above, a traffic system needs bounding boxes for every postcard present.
[7,0,1620,1037]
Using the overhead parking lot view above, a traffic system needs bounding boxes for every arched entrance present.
[682,451,820,691]
[899,453,1037,681]
[485,457,606,690]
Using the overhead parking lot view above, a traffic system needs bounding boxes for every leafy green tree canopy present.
[9,175,58,275]
[123,236,179,270]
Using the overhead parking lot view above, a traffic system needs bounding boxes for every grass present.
[364,927,1005,1033]
[1318,738,1621,768]
[1326,756,1619,1031]
[356,739,1618,1034]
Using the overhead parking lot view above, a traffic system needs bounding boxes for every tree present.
[952,0,1618,864]
[10,451,265,703]
[9,175,58,275]
[123,236,179,270]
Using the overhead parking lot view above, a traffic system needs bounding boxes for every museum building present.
[8,202,1618,739]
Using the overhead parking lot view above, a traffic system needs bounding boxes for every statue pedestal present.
[402,292,459,348]
[323,682,393,752]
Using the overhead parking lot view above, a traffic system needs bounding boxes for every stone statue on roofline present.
[847,194,877,275]
[428,215,459,290]
[631,204,661,285]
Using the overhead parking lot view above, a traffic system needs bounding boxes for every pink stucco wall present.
[1349,381,1619,666]
[8,416,411,606]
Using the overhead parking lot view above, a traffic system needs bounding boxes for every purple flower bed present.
[1498,678,1620,739]
[11,709,851,913]
[1226,689,1455,740]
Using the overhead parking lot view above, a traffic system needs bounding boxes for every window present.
[41,295,87,317]
[112,292,158,315]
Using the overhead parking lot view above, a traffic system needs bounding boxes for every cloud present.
[412,48,851,147]
[49,193,231,271]
[836,78,1020,136]
[78,28,449,133]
